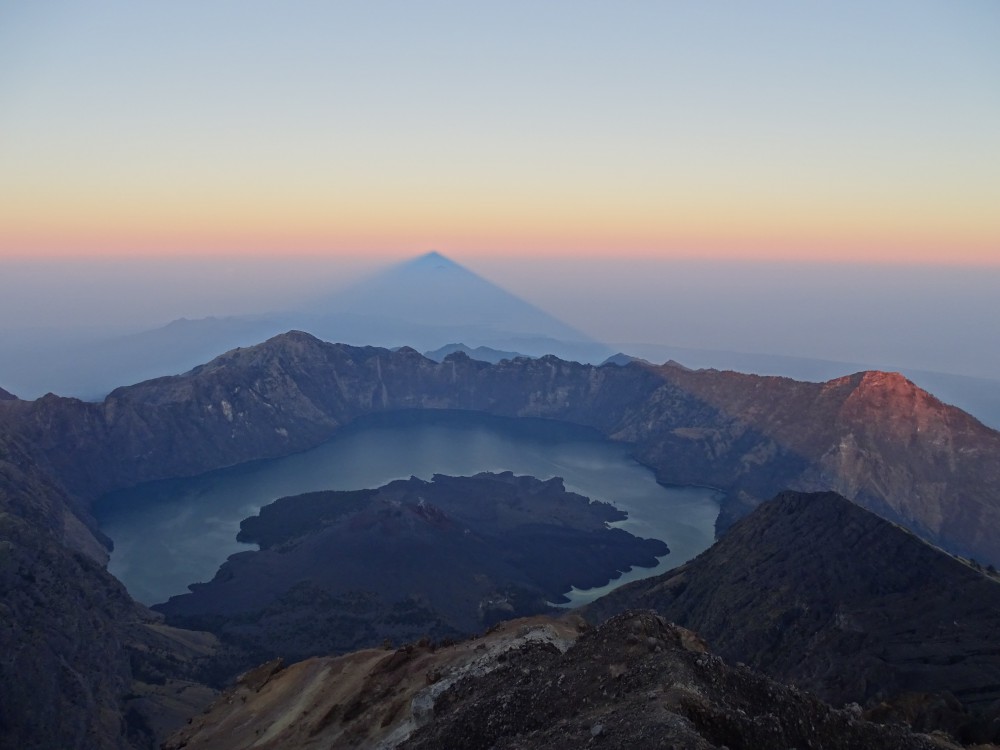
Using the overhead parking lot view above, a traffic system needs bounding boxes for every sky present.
[1,2,999,394]
[1,1,999,264]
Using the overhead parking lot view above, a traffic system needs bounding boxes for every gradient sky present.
[1,1,998,264]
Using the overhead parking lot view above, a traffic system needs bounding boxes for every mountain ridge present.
[2,330,997,567]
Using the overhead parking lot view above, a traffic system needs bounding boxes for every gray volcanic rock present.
[584,491,1000,742]
[402,611,941,750]
[163,611,942,750]
[164,615,589,750]
[155,472,666,664]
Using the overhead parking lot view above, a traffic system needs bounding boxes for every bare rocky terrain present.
[166,611,954,750]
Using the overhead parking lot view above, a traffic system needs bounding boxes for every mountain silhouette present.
[311,251,570,329]
[298,252,608,359]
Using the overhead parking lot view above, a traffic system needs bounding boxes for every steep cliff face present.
[584,491,1000,742]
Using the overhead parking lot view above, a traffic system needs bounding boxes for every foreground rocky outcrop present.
[585,491,1000,743]
[154,472,666,665]
[164,614,585,750]
[166,611,950,750]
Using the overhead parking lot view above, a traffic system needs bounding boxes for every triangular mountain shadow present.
[295,251,613,361]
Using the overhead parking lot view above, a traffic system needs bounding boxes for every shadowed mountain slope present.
[0,432,221,750]
[585,491,1000,739]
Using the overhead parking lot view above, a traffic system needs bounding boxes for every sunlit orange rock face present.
[640,365,1000,564]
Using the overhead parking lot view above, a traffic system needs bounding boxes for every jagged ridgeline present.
[1,331,999,748]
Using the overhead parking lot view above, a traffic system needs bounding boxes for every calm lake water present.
[96,411,720,606]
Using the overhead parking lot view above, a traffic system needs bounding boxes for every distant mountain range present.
[422,342,527,364]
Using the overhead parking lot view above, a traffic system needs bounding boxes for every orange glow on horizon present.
[2,177,997,265]
[1,227,997,266]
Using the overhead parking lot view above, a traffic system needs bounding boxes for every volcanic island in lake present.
[154,471,668,662]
